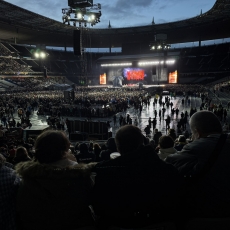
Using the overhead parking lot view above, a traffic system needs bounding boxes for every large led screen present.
[168,70,178,84]
[100,73,106,85]
[123,68,145,81]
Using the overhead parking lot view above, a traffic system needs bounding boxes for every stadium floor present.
[17,95,208,141]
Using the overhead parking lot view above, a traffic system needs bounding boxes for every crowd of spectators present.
[1,110,230,230]
[213,80,230,93]
[0,79,230,229]
[0,43,33,74]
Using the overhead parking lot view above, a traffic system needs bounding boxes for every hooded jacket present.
[16,161,95,230]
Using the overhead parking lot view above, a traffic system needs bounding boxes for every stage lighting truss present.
[150,42,171,51]
[62,3,101,27]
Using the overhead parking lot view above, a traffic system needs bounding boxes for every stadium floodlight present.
[34,52,39,58]
[150,34,171,51]
[34,51,48,59]
[40,52,46,59]
[77,12,83,19]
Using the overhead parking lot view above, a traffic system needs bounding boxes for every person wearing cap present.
[93,125,182,228]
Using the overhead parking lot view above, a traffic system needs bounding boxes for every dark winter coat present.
[92,145,182,228]
[15,161,95,230]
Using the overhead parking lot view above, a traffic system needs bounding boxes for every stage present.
[85,84,167,89]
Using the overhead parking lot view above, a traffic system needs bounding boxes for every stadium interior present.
[0,0,230,229]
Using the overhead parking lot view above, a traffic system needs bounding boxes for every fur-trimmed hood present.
[15,160,96,179]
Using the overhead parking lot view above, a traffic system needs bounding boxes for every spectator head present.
[115,125,144,155]
[106,137,117,152]
[79,143,89,154]
[168,128,176,135]
[190,111,222,140]
[159,136,174,149]
[15,147,29,159]
[34,130,70,164]
[168,128,177,141]
[178,135,186,143]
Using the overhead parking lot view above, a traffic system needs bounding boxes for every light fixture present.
[101,63,132,67]
[138,60,175,66]
[62,2,102,28]
[34,52,39,58]
[150,34,171,51]
[40,52,46,59]
[77,12,82,19]
[34,51,48,59]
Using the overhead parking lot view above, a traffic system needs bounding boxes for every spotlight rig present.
[62,0,102,27]
[150,34,171,51]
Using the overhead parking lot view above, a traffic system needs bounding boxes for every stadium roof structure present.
[0,0,230,48]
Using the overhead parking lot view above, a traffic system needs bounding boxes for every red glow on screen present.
[126,69,145,81]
